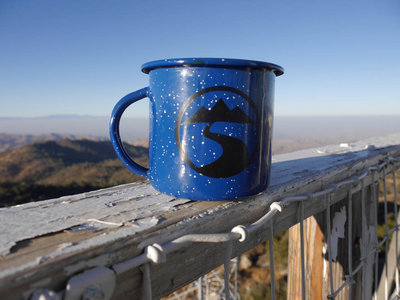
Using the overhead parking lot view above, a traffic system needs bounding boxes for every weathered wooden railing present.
[1,133,400,299]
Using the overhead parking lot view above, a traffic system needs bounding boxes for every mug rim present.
[141,57,284,76]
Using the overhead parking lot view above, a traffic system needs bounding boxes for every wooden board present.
[1,133,400,299]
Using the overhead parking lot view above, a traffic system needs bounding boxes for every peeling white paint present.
[0,217,160,279]
[0,183,187,256]
[330,206,347,261]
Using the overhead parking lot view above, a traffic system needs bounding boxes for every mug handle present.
[110,87,149,178]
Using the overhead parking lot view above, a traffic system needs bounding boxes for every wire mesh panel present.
[165,258,240,300]
[285,160,400,299]
[159,157,400,299]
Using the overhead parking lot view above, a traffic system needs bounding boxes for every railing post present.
[287,209,326,299]
[287,183,380,300]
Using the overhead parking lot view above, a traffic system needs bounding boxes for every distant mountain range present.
[0,133,107,153]
[0,115,149,141]
[0,114,96,120]
[0,139,148,206]
[1,115,399,142]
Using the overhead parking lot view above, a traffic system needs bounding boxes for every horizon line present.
[1,114,400,120]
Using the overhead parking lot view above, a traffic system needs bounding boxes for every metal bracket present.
[64,267,116,300]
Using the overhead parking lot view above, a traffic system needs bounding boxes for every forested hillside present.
[0,139,148,206]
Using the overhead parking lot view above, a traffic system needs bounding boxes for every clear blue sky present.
[1,0,399,118]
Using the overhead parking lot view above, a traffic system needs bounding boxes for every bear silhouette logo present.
[175,86,260,178]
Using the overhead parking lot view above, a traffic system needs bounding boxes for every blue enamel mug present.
[110,58,284,200]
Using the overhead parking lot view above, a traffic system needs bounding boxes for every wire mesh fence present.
[161,156,400,299]
[165,258,240,300]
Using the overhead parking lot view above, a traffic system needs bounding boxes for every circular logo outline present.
[175,86,261,178]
